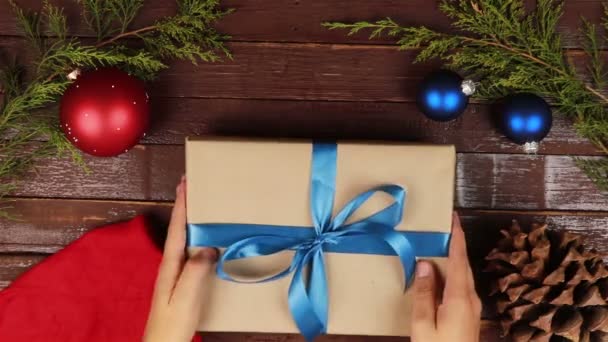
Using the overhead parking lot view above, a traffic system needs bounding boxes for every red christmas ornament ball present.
[60,67,150,157]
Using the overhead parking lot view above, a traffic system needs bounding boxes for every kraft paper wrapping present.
[186,138,455,337]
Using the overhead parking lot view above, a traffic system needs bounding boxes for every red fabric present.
[0,215,202,342]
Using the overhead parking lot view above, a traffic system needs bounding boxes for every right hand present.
[410,213,481,342]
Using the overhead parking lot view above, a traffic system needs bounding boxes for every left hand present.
[144,176,218,342]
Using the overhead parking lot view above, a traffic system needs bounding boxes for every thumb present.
[165,248,218,342]
[172,248,218,310]
[411,261,438,339]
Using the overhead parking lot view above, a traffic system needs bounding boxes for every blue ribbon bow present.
[187,142,450,341]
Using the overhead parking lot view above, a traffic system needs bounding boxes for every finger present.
[164,175,188,259]
[154,176,188,303]
[443,212,471,303]
[452,213,477,296]
[411,261,438,339]
[172,248,218,316]
[471,291,483,318]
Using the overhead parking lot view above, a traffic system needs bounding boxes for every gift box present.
[186,138,455,339]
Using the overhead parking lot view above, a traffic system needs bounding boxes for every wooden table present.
[1,1,607,341]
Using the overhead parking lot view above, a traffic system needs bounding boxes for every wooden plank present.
[9,145,608,211]
[1,36,603,104]
[1,0,602,49]
[141,98,600,155]
[2,198,608,257]
[146,43,599,102]
[201,322,503,341]
[3,96,599,156]
[0,254,46,289]
[0,198,172,253]
[455,153,608,211]
[0,36,439,102]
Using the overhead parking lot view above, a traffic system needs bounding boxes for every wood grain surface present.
[141,98,599,155]
[1,197,607,258]
[2,36,603,103]
[2,1,608,341]
[10,145,608,210]
[2,0,605,47]
[199,322,503,342]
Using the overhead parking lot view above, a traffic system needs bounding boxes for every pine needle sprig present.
[44,1,68,41]
[1,0,232,214]
[581,19,605,90]
[324,0,608,191]
[108,0,145,34]
[9,0,42,53]
[576,157,608,191]
[79,0,147,39]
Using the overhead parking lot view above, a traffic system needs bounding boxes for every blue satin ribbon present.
[187,142,450,341]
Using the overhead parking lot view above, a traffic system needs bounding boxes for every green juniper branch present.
[0,0,232,215]
[324,0,608,191]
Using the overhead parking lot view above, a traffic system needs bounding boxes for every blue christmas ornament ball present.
[499,93,552,145]
[417,70,471,122]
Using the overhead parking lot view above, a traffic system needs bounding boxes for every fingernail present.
[191,248,218,262]
[203,248,219,261]
[189,248,205,260]
[416,261,432,278]
[181,174,186,183]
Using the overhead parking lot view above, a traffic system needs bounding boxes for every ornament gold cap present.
[67,68,81,81]
[523,141,539,154]
[461,79,476,96]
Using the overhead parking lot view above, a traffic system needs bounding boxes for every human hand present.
[144,176,218,342]
[410,212,481,342]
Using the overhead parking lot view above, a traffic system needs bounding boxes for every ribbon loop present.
[187,142,450,341]
[217,235,302,284]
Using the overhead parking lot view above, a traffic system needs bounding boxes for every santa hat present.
[0,215,201,342]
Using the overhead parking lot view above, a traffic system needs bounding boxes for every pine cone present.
[484,221,608,342]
